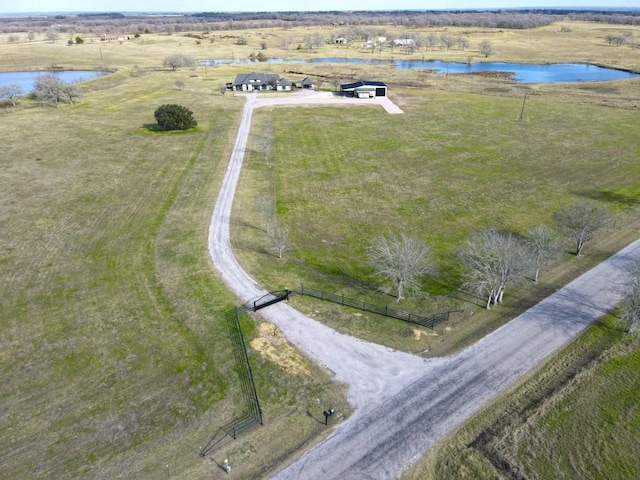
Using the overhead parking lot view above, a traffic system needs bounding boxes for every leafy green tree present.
[154,104,197,131]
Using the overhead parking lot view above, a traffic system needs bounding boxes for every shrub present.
[154,104,197,131]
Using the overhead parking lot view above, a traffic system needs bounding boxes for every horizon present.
[2,1,639,15]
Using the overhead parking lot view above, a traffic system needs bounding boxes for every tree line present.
[1,9,638,37]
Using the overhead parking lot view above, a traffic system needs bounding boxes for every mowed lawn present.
[233,85,640,349]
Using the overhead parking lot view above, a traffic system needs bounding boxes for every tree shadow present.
[578,189,640,208]
[143,122,162,131]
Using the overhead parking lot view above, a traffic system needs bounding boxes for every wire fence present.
[291,284,460,329]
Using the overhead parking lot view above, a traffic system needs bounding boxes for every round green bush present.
[154,104,197,131]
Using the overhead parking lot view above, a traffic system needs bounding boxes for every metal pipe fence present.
[291,284,459,329]
[200,307,262,457]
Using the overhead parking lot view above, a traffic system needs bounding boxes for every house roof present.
[278,78,292,87]
[301,77,316,85]
[340,80,387,90]
[233,72,281,85]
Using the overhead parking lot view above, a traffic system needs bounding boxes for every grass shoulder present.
[401,315,639,479]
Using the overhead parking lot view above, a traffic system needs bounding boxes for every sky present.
[1,0,638,14]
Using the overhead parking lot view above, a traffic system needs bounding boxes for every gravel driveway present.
[208,91,640,479]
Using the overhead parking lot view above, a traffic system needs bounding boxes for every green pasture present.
[401,315,640,480]
[0,66,348,479]
[1,18,639,480]
[232,84,640,353]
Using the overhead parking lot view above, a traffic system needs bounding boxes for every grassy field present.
[0,44,348,480]
[232,80,640,354]
[1,19,639,479]
[399,315,640,480]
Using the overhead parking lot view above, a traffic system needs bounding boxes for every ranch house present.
[230,72,293,91]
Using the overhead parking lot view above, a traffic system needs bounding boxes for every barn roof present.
[340,80,387,90]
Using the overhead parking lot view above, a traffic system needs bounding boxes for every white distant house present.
[393,38,415,47]
[340,80,387,98]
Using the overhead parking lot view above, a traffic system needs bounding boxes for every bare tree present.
[368,233,435,302]
[304,33,323,51]
[526,224,559,282]
[33,74,79,107]
[0,84,23,106]
[175,80,185,90]
[45,28,59,43]
[617,259,640,335]
[162,53,195,71]
[425,33,439,50]
[553,201,612,256]
[457,36,470,50]
[459,227,530,309]
[27,30,36,42]
[268,219,289,260]
[479,39,494,57]
[61,83,81,104]
[255,193,275,233]
[440,35,457,51]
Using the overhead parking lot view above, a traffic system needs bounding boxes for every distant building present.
[340,80,387,98]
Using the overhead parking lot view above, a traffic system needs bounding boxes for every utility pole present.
[518,90,528,121]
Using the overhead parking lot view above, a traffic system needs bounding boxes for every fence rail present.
[291,284,459,329]
[200,307,263,457]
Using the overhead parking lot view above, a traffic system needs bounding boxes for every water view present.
[205,57,640,84]
[0,70,107,92]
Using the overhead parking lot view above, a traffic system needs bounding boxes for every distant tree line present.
[0,9,638,37]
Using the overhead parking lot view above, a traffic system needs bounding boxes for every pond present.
[0,70,108,92]
[204,57,640,84]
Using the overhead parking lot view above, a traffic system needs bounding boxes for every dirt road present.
[208,91,640,479]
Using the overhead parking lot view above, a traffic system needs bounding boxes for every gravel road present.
[208,91,640,479]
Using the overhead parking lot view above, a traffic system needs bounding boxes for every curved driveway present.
[207,91,640,479]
